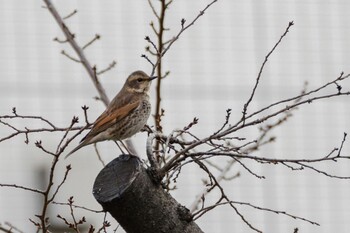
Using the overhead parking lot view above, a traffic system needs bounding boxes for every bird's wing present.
[81,100,140,143]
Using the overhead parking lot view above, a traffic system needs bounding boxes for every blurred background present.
[1,0,350,232]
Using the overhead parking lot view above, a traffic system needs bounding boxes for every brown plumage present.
[65,70,157,158]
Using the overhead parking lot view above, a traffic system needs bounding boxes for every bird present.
[65,70,157,158]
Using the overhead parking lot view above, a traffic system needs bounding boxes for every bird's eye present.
[137,78,143,82]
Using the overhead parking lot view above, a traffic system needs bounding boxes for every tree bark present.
[93,154,204,233]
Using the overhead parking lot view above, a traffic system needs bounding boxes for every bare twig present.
[53,201,103,213]
[194,200,319,226]
[337,132,347,157]
[240,72,349,126]
[242,21,294,121]
[146,133,160,169]
[0,109,56,128]
[48,165,72,203]
[0,184,44,195]
[147,1,159,20]
[61,50,81,63]
[56,116,79,154]
[96,61,117,75]
[82,34,101,50]
[149,0,219,76]
[93,144,105,167]
[63,9,77,20]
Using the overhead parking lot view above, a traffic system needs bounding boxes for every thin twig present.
[149,0,219,76]
[53,201,103,213]
[97,61,117,75]
[93,143,105,167]
[241,21,294,121]
[48,165,72,203]
[61,50,81,63]
[0,184,44,195]
[63,9,77,20]
[82,34,101,50]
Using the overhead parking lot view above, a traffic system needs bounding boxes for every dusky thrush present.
[65,70,157,158]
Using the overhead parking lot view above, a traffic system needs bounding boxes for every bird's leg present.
[114,140,126,154]
[119,140,134,155]
[114,140,133,155]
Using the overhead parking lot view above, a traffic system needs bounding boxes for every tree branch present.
[43,0,110,106]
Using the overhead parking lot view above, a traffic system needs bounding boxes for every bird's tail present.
[65,140,90,159]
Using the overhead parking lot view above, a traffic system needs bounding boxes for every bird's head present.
[124,71,157,93]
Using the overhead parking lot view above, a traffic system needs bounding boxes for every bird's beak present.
[149,76,158,81]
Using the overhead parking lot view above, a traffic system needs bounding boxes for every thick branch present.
[43,0,110,106]
[93,154,203,233]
